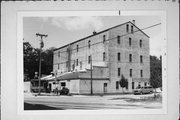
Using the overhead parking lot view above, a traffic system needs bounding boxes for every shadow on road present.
[24,103,64,110]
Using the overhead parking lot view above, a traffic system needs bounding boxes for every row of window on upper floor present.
[117,68,144,79]
[56,52,143,70]
[57,38,143,58]
[56,51,144,67]
[103,52,144,63]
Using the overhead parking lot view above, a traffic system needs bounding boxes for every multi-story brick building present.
[51,20,150,94]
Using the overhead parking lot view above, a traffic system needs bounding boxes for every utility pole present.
[90,55,93,95]
[36,33,48,95]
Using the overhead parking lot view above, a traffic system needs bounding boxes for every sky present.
[23,16,162,57]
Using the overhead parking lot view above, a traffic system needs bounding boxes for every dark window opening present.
[116,81,119,89]
[61,82,66,86]
[126,24,129,32]
[141,70,143,78]
[118,52,121,61]
[117,36,120,44]
[103,35,106,43]
[129,54,132,62]
[140,55,143,63]
[58,51,60,57]
[126,83,128,89]
[88,40,91,48]
[76,59,78,66]
[118,68,121,76]
[131,25,133,33]
[77,45,79,52]
[88,55,91,64]
[129,37,132,46]
[130,69,132,77]
[132,82,134,89]
[140,40,142,48]
[103,52,106,61]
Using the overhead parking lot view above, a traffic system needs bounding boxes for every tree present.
[150,55,162,88]
[24,42,39,80]
[150,56,162,97]
[24,42,55,80]
[119,75,128,94]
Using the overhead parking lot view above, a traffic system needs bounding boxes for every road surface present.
[24,93,162,110]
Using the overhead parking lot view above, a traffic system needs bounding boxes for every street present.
[24,93,162,110]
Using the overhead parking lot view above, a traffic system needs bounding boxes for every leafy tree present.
[119,74,128,93]
[24,42,55,80]
[24,42,39,80]
[150,55,162,89]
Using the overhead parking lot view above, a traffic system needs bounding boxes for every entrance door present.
[49,84,52,92]
[103,83,107,93]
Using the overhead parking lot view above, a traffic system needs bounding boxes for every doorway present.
[49,83,52,92]
[103,83,107,93]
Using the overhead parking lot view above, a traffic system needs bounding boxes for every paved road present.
[24,93,162,110]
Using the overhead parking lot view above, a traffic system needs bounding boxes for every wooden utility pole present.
[36,33,48,95]
[90,55,93,95]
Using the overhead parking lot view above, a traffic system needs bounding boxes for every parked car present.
[134,86,153,95]
[59,87,69,95]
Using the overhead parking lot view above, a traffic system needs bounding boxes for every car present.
[59,87,69,95]
[133,86,153,95]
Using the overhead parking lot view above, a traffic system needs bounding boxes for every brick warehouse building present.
[50,20,150,94]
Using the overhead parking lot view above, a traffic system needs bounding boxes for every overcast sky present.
[23,16,162,57]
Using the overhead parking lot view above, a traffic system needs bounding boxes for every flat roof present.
[54,21,149,51]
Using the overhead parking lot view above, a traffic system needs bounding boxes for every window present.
[88,40,91,48]
[132,82,134,89]
[139,40,142,48]
[58,64,59,69]
[126,24,129,32]
[129,37,132,46]
[103,52,106,61]
[116,81,119,89]
[140,70,143,77]
[61,82,66,86]
[130,69,132,77]
[58,51,60,57]
[118,68,121,76]
[144,82,147,86]
[140,55,143,63]
[117,36,120,44]
[103,35,106,43]
[76,59,78,66]
[72,64,75,70]
[88,55,91,64]
[129,54,132,62]
[131,25,133,33]
[126,83,128,89]
[77,45,79,52]
[80,62,82,70]
[117,52,121,61]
